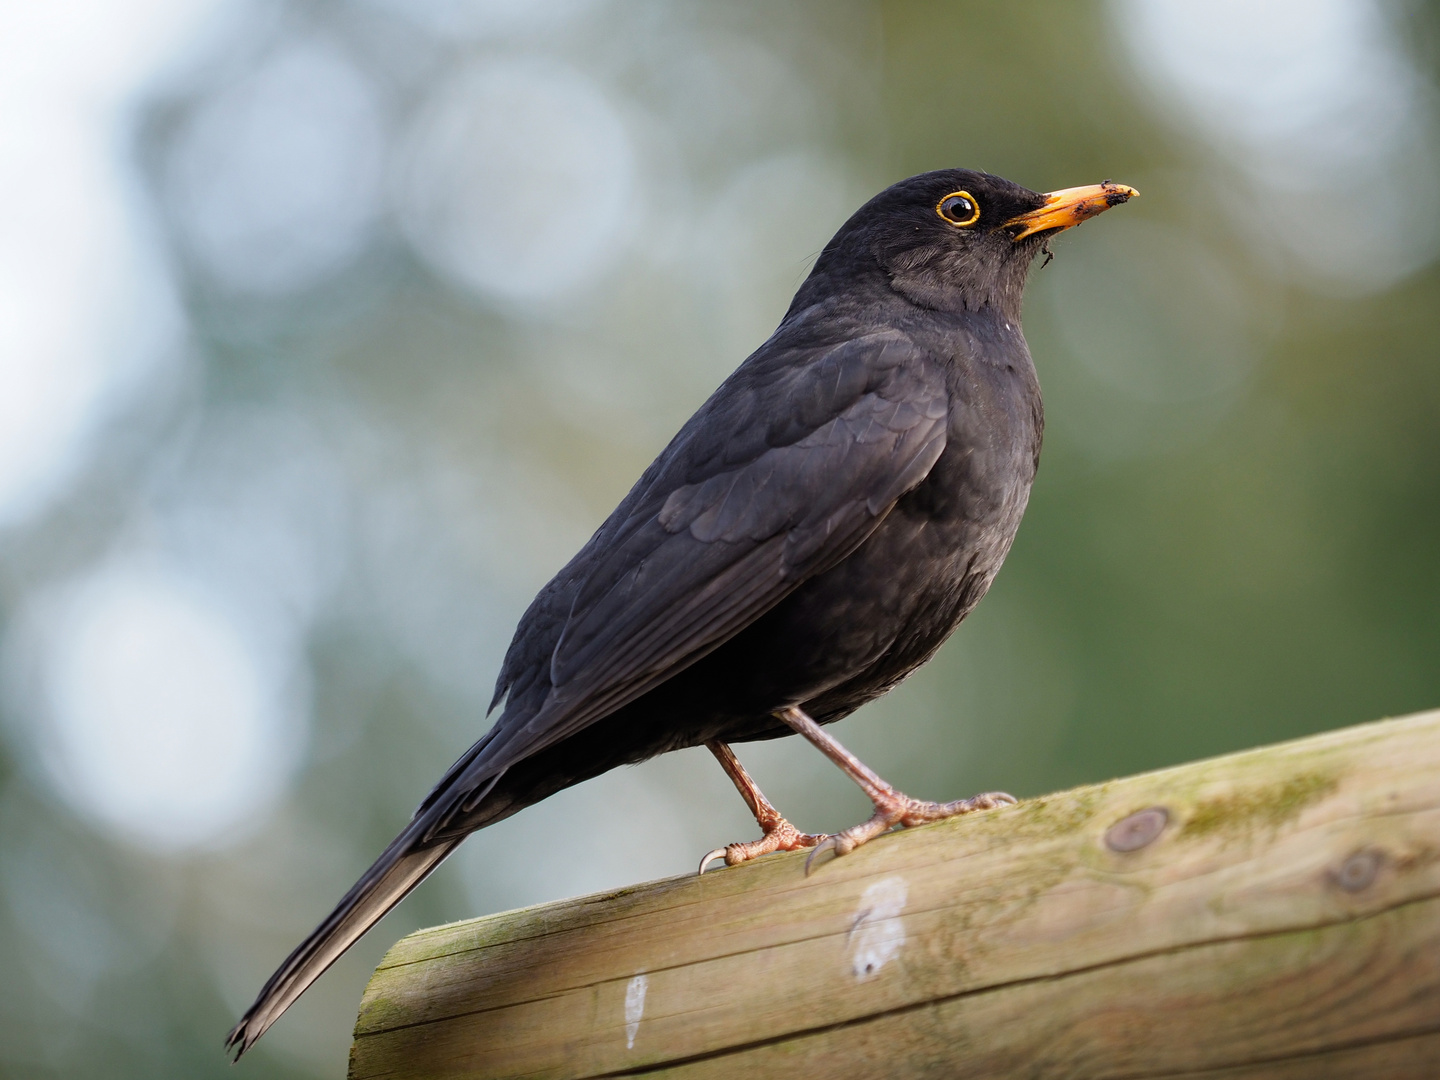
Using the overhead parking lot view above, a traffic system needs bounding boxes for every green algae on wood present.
[1182,770,1341,840]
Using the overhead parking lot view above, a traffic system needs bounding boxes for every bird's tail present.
[224,828,463,1059]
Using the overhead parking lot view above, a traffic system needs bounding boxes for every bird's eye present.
[936,191,980,227]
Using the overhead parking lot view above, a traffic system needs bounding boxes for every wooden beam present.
[348,710,1440,1079]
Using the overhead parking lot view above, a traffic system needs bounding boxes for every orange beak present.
[1003,181,1138,240]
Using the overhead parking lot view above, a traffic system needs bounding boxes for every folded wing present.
[435,328,949,826]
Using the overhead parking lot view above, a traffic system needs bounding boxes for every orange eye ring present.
[936,190,981,227]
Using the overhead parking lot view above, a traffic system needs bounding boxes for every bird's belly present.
[713,438,1036,736]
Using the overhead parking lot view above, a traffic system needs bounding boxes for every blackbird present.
[226,168,1135,1057]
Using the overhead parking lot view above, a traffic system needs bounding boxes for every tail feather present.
[224,831,462,1059]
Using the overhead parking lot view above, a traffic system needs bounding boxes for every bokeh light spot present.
[356,0,599,41]
[0,0,191,528]
[398,55,636,305]
[166,38,385,293]
[19,566,305,852]
[1112,0,1440,290]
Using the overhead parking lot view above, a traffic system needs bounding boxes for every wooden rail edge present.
[349,709,1440,1079]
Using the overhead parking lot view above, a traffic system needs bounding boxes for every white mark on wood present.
[849,876,908,979]
[624,973,648,1048]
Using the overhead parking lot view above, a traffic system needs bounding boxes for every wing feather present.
[434,327,948,828]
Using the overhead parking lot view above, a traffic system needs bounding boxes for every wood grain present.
[349,710,1440,1079]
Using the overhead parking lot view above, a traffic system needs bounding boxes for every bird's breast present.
[747,347,1042,720]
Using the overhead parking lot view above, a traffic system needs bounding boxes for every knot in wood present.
[1333,848,1383,893]
[1104,807,1169,852]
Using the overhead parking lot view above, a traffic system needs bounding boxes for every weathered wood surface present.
[349,710,1440,1079]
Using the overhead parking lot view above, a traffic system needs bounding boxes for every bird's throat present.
[886,246,1035,322]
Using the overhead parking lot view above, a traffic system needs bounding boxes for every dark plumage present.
[227,168,1134,1057]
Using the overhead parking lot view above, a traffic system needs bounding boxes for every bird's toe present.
[698,817,823,875]
[804,812,898,874]
[805,788,1019,874]
[897,790,1017,827]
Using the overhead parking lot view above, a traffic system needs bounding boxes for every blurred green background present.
[2,0,1438,1075]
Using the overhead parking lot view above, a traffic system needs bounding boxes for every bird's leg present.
[698,740,825,874]
[775,705,1016,872]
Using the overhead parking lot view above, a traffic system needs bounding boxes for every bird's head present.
[801,169,1137,321]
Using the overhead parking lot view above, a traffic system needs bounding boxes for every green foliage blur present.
[2,2,1438,1077]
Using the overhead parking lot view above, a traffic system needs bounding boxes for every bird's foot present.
[805,789,1015,874]
[698,817,826,875]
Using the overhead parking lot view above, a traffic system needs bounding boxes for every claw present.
[697,847,730,876]
[699,815,824,876]
[804,835,838,876]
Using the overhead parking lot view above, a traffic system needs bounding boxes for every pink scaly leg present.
[697,740,825,874]
[774,705,1015,873]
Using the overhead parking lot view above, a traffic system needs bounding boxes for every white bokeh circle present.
[165,38,385,294]
[0,0,194,529]
[398,55,636,305]
[8,563,307,852]
[355,0,600,41]
[1111,0,1440,291]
